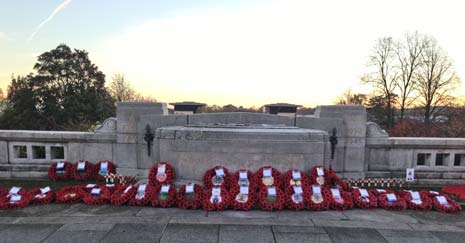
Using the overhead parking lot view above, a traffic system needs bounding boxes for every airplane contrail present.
[28,0,73,41]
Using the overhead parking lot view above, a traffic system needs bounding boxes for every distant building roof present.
[169,101,206,106]
[264,103,302,108]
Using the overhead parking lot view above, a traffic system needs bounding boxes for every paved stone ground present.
[1,204,465,242]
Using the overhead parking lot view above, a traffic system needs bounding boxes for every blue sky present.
[1,0,465,106]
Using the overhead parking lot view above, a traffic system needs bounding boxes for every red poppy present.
[229,184,256,211]
[352,188,377,209]
[203,165,231,189]
[81,185,111,205]
[306,185,330,211]
[378,192,407,211]
[111,184,136,206]
[284,185,309,210]
[254,166,282,188]
[28,187,55,205]
[177,183,203,210]
[308,165,331,188]
[48,161,73,181]
[328,188,354,210]
[94,160,116,181]
[257,186,285,211]
[151,184,177,208]
[281,170,310,191]
[397,190,432,211]
[71,160,94,181]
[128,184,154,206]
[0,187,30,209]
[148,162,175,187]
[56,185,85,204]
[231,169,257,190]
[202,187,230,211]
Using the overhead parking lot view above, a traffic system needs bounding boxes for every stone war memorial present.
[1,102,465,242]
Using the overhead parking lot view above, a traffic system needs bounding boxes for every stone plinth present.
[155,124,329,180]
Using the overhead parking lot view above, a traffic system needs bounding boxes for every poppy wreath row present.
[28,188,55,205]
[203,165,232,189]
[177,184,204,209]
[152,184,177,208]
[307,186,331,211]
[56,185,85,204]
[284,185,309,210]
[148,162,175,187]
[351,188,378,209]
[281,170,310,190]
[257,186,285,211]
[328,188,354,210]
[82,185,111,205]
[328,173,351,192]
[229,184,256,211]
[110,185,136,206]
[128,184,154,206]
[378,193,407,211]
[94,160,117,181]
[369,189,394,198]
[255,166,282,188]
[71,160,95,181]
[202,187,231,211]
[397,190,432,211]
[48,161,73,181]
[231,169,257,190]
[0,187,30,210]
[308,166,331,187]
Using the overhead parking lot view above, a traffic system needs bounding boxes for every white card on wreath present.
[377,189,386,193]
[77,162,86,170]
[106,184,115,187]
[292,171,301,180]
[410,191,421,201]
[40,186,51,194]
[9,186,21,195]
[161,185,170,193]
[268,187,277,196]
[91,188,101,195]
[312,185,321,195]
[360,189,369,197]
[316,167,324,176]
[386,193,397,202]
[430,191,439,195]
[215,168,225,176]
[124,185,133,194]
[331,189,341,199]
[293,186,303,195]
[86,184,96,188]
[157,164,166,173]
[263,168,272,177]
[240,186,249,195]
[436,196,448,205]
[101,162,108,170]
[138,184,146,192]
[57,162,65,169]
[186,184,194,193]
[239,171,248,179]
[10,195,21,202]
[212,187,221,196]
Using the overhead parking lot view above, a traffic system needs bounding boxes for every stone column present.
[314,105,367,178]
[115,102,167,176]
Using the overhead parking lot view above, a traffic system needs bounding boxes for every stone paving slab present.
[342,209,419,224]
[170,214,313,226]
[43,230,109,243]
[273,226,331,243]
[272,225,327,234]
[430,231,465,242]
[377,229,443,243]
[160,224,218,243]
[407,223,465,232]
[68,205,142,217]
[219,225,274,243]
[137,207,207,217]
[313,218,412,230]
[325,227,388,243]
[208,210,276,219]
[0,224,62,243]
[16,215,171,224]
[101,223,165,243]
[278,210,348,221]
[57,223,115,231]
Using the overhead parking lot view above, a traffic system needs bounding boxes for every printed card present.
[212,187,221,196]
[436,196,448,205]
[331,188,341,199]
[240,186,249,195]
[215,168,225,176]
[312,185,321,195]
[77,161,86,170]
[86,184,96,188]
[186,184,194,193]
[161,185,170,193]
[292,171,301,180]
[10,195,21,202]
[101,162,108,170]
[138,184,147,192]
[239,171,248,179]
[157,164,166,173]
[386,193,397,202]
[57,162,65,169]
[263,168,272,177]
[293,186,303,195]
[360,189,369,197]
[90,188,101,195]
[9,186,21,195]
[316,167,324,176]
[268,187,277,196]
[40,186,51,194]
[410,191,421,201]
[123,186,133,194]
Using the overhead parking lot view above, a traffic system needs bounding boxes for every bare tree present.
[335,89,367,105]
[362,37,398,128]
[395,32,427,120]
[417,37,460,124]
[108,74,136,102]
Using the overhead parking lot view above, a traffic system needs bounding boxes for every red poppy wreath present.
[148,162,175,187]
[352,187,377,209]
[151,184,177,208]
[28,186,55,205]
[378,192,407,211]
[94,160,116,181]
[255,166,282,188]
[284,185,309,210]
[231,169,257,190]
[281,170,310,191]
[111,184,136,206]
[177,183,203,210]
[128,184,154,206]
[257,186,285,211]
[81,184,111,205]
[71,160,94,181]
[203,165,231,189]
[229,184,256,211]
[56,185,85,204]
[0,186,30,210]
[48,161,73,181]
[397,190,432,211]
[328,188,354,210]
[309,165,331,188]
[202,187,230,211]
[431,194,462,213]
[306,185,330,211]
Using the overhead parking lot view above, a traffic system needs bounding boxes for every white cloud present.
[28,0,73,41]
[101,0,465,107]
